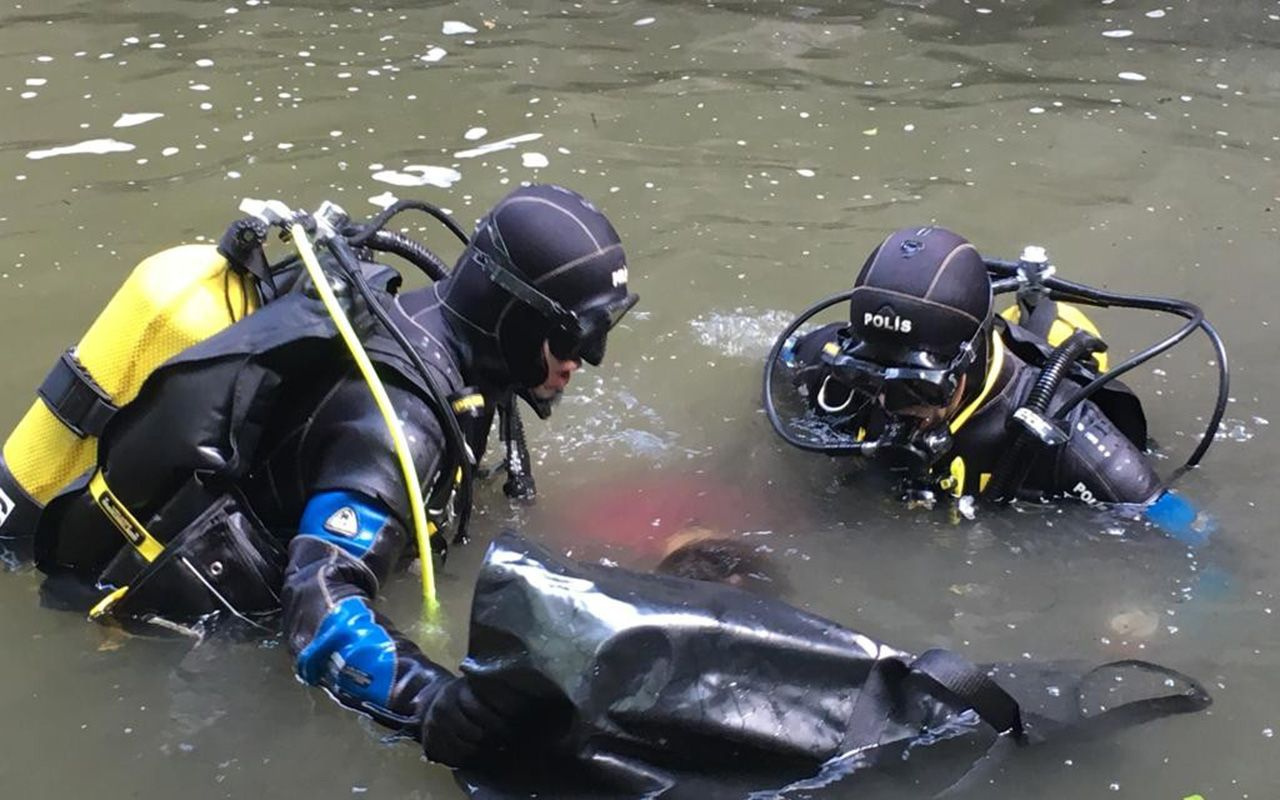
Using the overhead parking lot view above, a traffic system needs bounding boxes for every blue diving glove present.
[1145,490,1216,547]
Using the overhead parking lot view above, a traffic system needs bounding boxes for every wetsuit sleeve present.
[281,377,452,734]
[303,374,446,527]
[1045,399,1164,506]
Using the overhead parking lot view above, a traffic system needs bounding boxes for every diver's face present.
[531,340,582,401]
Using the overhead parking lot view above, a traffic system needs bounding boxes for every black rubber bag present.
[456,533,1210,799]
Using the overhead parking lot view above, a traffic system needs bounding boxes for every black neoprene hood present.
[847,226,993,369]
[437,184,632,389]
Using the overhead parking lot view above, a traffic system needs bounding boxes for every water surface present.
[1,1,1277,797]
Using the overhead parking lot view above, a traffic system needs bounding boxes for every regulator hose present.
[364,229,451,281]
[348,199,470,248]
[762,289,873,455]
[983,329,1106,504]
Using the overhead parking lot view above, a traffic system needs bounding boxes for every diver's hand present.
[420,673,532,768]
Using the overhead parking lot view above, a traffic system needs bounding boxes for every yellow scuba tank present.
[1000,301,1109,373]
[1,244,258,510]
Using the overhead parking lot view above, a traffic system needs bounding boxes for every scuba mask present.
[821,324,981,412]
[813,325,985,484]
[546,293,639,365]
[471,220,639,369]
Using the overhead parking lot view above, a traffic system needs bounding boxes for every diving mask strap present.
[949,335,1005,434]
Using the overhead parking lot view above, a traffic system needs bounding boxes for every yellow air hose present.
[288,223,439,619]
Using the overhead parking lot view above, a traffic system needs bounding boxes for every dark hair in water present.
[654,536,790,599]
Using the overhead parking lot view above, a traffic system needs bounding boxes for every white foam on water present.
[195,58,215,67]
[421,47,447,63]
[113,112,164,128]
[371,165,462,187]
[796,168,816,177]
[464,126,487,141]
[190,84,211,91]
[26,138,135,160]
[634,17,656,26]
[1118,71,1147,81]
[369,191,398,208]
[689,308,798,359]
[1145,9,1166,18]
[453,132,542,159]
[522,152,549,168]
[24,78,46,86]
[1029,106,1046,114]
[442,21,477,35]
[1102,29,1133,38]
[548,383,681,463]
[1215,418,1259,443]
[161,147,179,156]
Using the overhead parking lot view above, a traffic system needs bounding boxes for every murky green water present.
[1,0,1278,797]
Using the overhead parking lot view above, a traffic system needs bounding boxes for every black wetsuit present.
[792,322,1163,505]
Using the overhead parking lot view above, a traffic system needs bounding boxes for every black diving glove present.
[420,672,537,768]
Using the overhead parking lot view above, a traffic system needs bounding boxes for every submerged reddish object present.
[554,472,780,558]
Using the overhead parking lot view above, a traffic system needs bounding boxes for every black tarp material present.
[453,533,1211,799]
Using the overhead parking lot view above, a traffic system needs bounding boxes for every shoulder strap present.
[910,648,1025,740]
[1068,659,1212,736]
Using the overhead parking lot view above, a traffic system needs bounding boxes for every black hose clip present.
[1009,406,1069,446]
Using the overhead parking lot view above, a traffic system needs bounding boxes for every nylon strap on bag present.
[910,648,1026,740]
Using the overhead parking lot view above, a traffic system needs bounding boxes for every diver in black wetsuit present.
[9,184,637,768]
[778,226,1177,511]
